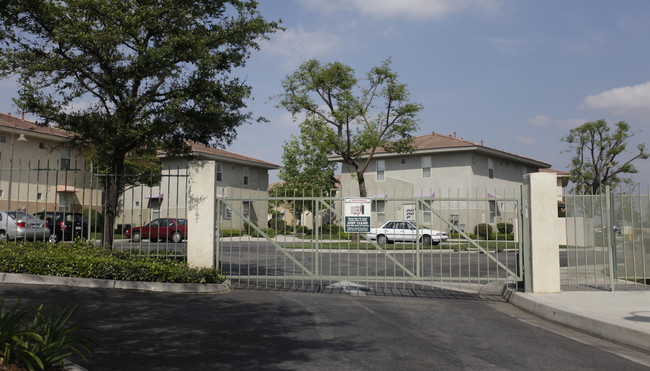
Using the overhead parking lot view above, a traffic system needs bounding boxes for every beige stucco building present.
[331,131,552,233]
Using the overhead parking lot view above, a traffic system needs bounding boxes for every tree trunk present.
[356,170,367,197]
[101,159,125,249]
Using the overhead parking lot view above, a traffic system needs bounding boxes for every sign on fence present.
[344,197,371,233]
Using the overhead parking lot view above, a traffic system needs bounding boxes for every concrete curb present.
[503,288,650,353]
[0,272,232,294]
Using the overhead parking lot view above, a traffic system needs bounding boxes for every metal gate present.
[563,186,650,291]
[216,193,523,294]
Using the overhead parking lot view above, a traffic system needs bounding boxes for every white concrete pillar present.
[187,160,216,269]
[525,172,561,293]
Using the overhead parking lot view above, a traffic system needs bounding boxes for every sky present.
[1,0,649,191]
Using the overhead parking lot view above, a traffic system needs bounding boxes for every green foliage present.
[267,218,287,233]
[81,208,103,234]
[0,0,279,247]
[0,240,224,284]
[474,224,493,239]
[277,58,422,196]
[0,297,96,370]
[496,223,514,234]
[495,233,515,241]
[562,120,648,194]
[219,229,243,238]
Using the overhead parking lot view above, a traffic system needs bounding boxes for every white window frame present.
[376,160,385,182]
[374,200,386,224]
[422,156,432,178]
[61,147,71,170]
[243,167,249,185]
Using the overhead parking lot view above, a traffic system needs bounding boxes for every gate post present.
[187,160,217,269]
[524,172,560,293]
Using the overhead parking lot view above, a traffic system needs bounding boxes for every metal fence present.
[563,187,649,291]
[0,163,189,260]
[217,190,523,293]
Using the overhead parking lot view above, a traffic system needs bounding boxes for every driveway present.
[0,284,648,370]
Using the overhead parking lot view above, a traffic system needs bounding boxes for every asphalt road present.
[1,284,648,370]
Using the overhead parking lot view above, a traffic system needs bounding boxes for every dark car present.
[36,211,89,243]
[125,218,187,243]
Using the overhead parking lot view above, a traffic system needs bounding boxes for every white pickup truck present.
[367,220,448,245]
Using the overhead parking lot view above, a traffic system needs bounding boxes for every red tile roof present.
[0,112,72,139]
[332,131,551,168]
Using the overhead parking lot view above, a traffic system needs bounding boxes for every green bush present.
[249,227,277,238]
[474,223,493,239]
[0,297,96,370]
[267,218,287,233]
[496,233,515,241]
[82,208,103,233]
[496,223,514,234]
[0,240,225,284]
[219,229,243,238]
[321,224,343,235]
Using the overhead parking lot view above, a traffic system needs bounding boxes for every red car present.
[125,218,187,243]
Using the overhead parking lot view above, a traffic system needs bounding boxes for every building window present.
[488,158,494,179]
[422,156,431,178]
[373,200,386,224]
[60,147,71,170]
[420,200,432,223]
[243,167,249,185]
[39,142,46,149]
[216,162,223,182]
[0,136,6,143]
[0,190,4,198]
[400,158,406,165]
[489,200,501,223]
[243,201,250,217]
[37,193,43,201]
[376,160,385,181]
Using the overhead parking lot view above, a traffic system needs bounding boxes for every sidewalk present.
[505,289,650,353]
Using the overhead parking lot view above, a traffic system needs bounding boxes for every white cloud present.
[581,81,650,117]
[262,26,341,69]
[300,0,503,20]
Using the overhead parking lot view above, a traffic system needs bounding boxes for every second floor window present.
[488,158,494,179]
[243,167,249,185]
[60,147,71,170]
[216,162,223,182]
[376,160,385,181]
[422,156,431,178]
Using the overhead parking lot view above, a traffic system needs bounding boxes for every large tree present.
[277,59,422,197]
[271,117,339,222]
[562,119,648,194]
[0,0,279,247]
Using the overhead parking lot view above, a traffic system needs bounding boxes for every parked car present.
[36,211,89,243]
[0,211,51,242]
[125,218,187,243]
[366,220,448,245]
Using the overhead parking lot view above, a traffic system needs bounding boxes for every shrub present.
[474,223,493,239]
[321,224,343,235]
[267,218,287,233]
[0,297,96,370]
[496,223,514,234]
[496,233,515,241]
[249,227,277,238]
[220,229,243,238]
[82,207,103,233]
[0,240,225,284]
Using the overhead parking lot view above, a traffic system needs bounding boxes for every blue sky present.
[2,0,649,191]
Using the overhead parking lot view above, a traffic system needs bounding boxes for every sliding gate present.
[217,194,523,293]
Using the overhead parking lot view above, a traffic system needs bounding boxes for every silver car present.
[0,211,51,241]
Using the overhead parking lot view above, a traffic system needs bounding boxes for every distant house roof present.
[188,142,279,169]
[329,131,551,169]
[0,112,72,140]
